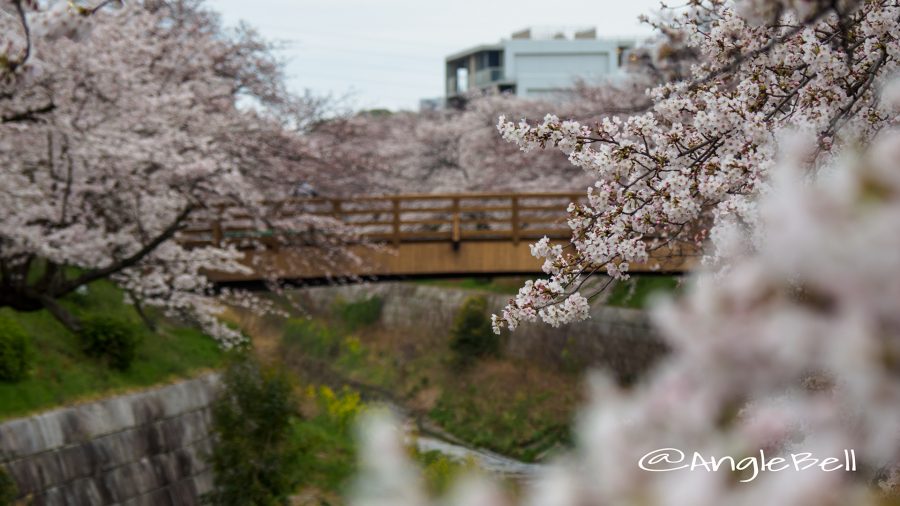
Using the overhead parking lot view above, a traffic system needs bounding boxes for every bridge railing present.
[178,192,587,247]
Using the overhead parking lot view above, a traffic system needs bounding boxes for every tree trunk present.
[0,290,44,312]
[130,293,158,332]
[37,295,82,333]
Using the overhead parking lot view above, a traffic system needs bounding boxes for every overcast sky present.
[208,0,662,111]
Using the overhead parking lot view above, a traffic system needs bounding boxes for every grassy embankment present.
[0,280,224,420]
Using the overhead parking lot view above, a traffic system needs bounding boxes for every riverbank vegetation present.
[228,292,583,464]
[204,356,480,504]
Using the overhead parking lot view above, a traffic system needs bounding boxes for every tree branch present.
[56,205,196,295]
[1,102,55,123]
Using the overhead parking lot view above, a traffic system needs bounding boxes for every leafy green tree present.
[204,357,300,506]
[449,296,499,367]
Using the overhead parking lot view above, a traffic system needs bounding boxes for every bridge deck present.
[178,192,697,281]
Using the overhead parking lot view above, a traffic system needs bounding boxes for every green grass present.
[428,388,571,463]
[332,296,383,331]
[283,318,341,359]
[605,275,682,309]
[413,276,526,295]
[0,280,224,420]
[290,415,356,495]
[288,385,470,500]
[291,386,362,495]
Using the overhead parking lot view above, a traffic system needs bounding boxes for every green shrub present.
[449,296,499,367]
[282,318,339,358]
[332,296,382,330]
[0,313,30,382]
[204,357,300,506]
[287,385,365,495]
[0,465,17,505]
[78,316,141,371]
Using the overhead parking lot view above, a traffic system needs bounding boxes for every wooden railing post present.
[211,204,223,246]
[511,195,520,245]
[451,197,461,246]
[212,219,223,246]
[391,197,401,247]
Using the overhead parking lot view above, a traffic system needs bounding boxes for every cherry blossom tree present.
[493,0,899,331]
[0,1,353,346]
[316,83,656,196]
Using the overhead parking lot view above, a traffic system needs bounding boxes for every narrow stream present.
[411,433,544,479]
[388,403,544,480]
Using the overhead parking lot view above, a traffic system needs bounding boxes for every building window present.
[456,67,469,92]
[617,45,630,67]
[488,50,501,67]
[475,51,502,70]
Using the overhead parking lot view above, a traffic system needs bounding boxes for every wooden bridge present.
[179,192,697,282]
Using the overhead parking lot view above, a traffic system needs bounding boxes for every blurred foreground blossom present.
[351,410,427,506]
[352,96,900,506]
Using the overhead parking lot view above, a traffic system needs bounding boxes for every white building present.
[445,27,635,104]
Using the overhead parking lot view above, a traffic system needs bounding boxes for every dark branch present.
[1,102,55,123]
[57,205,196,295]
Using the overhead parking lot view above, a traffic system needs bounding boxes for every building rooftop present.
[445,43,504,63]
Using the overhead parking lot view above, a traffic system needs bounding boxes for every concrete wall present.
[0,374,220,506]
[503,38,633,98]
[294,282,667,381]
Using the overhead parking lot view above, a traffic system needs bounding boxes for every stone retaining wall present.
[294,282,667,380]
[0,373,220,506]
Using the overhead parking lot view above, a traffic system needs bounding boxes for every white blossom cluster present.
[493,0,900,332]
[0,1,106,94]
